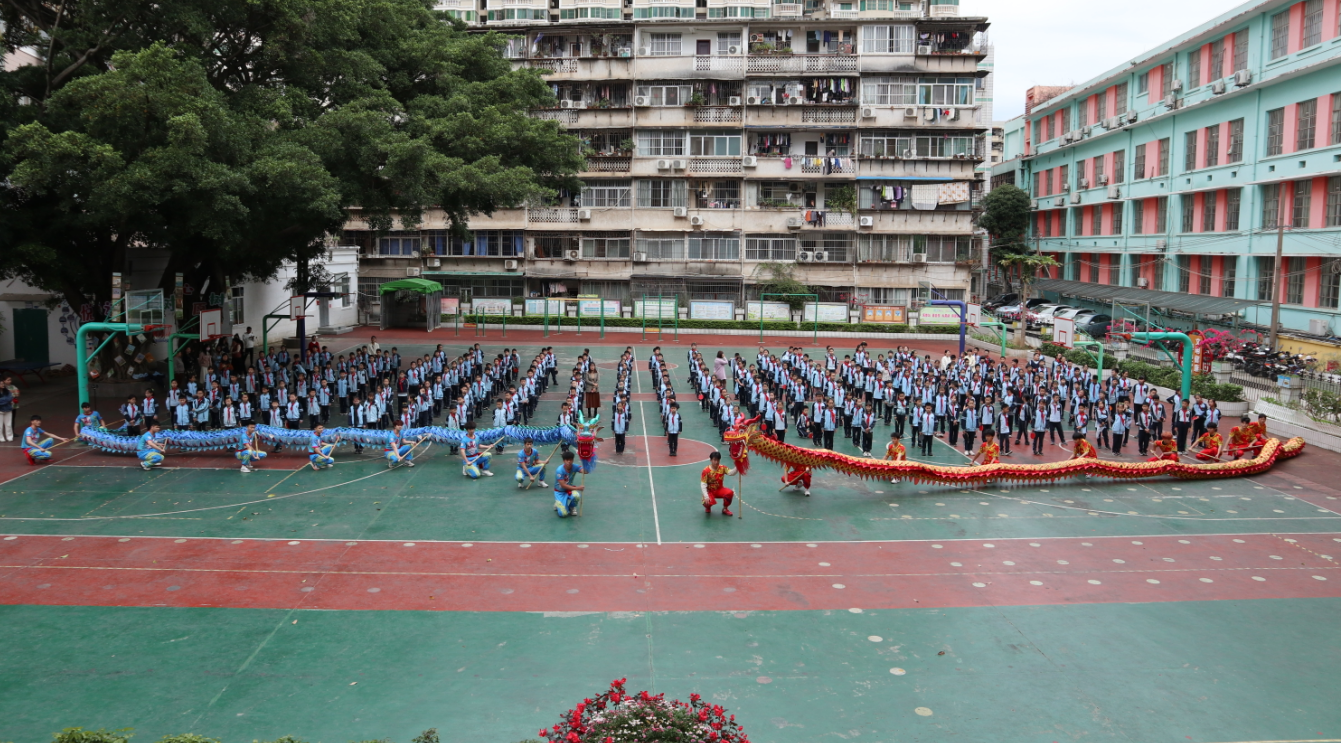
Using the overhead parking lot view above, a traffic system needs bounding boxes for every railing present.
[688,158,743,173]
[530,109,578,124]
[526,58,578,73]
[745,54,857,74]
[771,2,802,15]
[584,157,632,172]
[528,208,580,224]
[692,106,742,123]
[796,212,855,227]
[1232,369,1341,396]
[828,8,859,17]
[693,56,744,74]
[798,157,854,174]
[801,107,857,123]
[1230,371,1277,393]
[928,3,959,16]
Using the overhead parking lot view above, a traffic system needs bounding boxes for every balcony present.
[525,208,634,231]
[635,55,745,79]
[857,158,979,179]
[745,54,858,75]
[857,54,979,75]
[516,56,634,80]
[799,156,855,175]
[855,105,982,129]
[858,210,975,231]
[636,106,744,127]
[583,156,632,173]
[771,2,803,16]
[928,3,960,16]
[688,157,743,174]
[744,104,858,127]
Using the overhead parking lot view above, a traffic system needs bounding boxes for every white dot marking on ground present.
[868,636,883,642]
[1313,575,1328,581]
[462,543,472,547]
[1200,578,1214,583]
[1082,542,1093,547]
[1178,539,1191,544]
[914,707,933,716]
[1029,543,1041,547]
[1029,580,1044,586]
[567,588,580,594]
[1146,579,1161,584]
[1,536,14,541]
[750,544,761,548]
[520,544,532,548]
[972,582,987,588]
[346,542,358,546]
[231,540,243,545]
[807,543,818,548]
[931,544,943,549]
[1003,561,1016,566]
[983,543,995,548]
[1252,576,1267,581]
[118,538,131,542]
[832,583,846,589]
[950,562,963,567]
[1088,579,1102,585]
[1270,555,1284,560]
[819,562,831,567]
[367,588,380,593]
[1273,509,1286,513]
[403,543,415,547]
[1209,556,1223,560]
[287,541,300,546]
[61,537,75,542]
[1057,560,1069,565]
[300,587,314,592]
[890,667,906,675]
[1163,558,1176,562]
[848,608,863,613]
[1112,559,1126,564]
[579,544,590,549]
[694,544,705,549]
[174,539,187,544]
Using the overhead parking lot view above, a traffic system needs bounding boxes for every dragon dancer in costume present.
[1192,423,1222,461]
[308,424,338,470]
[1226,417,1258,460]
[969,430,1000,466]
[1148,432,1180,462]
[575,411,603,473]
[781,462,812,497]
[553,450,584,518]
[884,432,907,484]
[701,451,738,517]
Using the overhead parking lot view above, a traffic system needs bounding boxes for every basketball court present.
[1,335,1339,743]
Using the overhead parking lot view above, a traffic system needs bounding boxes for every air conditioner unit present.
[911,253,928,263]
[1107,185,1120,199]
[1030,199,1040,210]
[746,96,760,105]
[1062,132,1074,144]
[1078,178,1088,189]
[1054,197,1066,207]
[564,249,579,261]
[503,259,520,270]
[1098,174,1109,186]
[1136,277,1149,288]
[728,45,739,54]
[1107,117,1121,129]
[923,107,936,121]
[1069,192,1081,204]
[1062,182,1071,192]
[742,155,758,167]
[1171,78,1184,92]
[751,33,764,42]
[1154,239,1168,251]
[813,251,828,262]
[1234,69,1252,87]
[729,96,742,105]
[790,97,804,105]
[689,215,705,226]
[635,96,649,106]
[786,217,803,228]
[406,267,421,277]
[637,47,649,56]
[560,100,576,109]
[577,209,592,220]
[859,215,874,227]
[796,250,812,262]
[917,45,932,55]
[1163,95,1177,109]
[902,149,913,158]
[1211,79,1227,95]
[673,206,689,218]
[633,252,649,263]
[862,107,876,118]
[657,159,671,170]
[1309,318,1331,335]
[1125,111,1138,124]
[947,108,959,121]
[1081,125,1092,136]
[788,182,804,192]
[426,257,442,268]
[672,159,687,170]
[903,106,917,118]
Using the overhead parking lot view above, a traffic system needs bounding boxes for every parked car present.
[1079,314,1114,337]
[982,293,1018,312]
[1028,304,1075,328]
[1053,307,1093,323]
[994,298,1050,322]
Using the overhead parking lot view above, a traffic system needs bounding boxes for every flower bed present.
[538,678,748,743]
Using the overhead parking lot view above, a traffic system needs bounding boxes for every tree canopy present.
[978,183,1033,292]
[1,0,583,310]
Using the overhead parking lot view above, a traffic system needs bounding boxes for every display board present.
[440,297,460,315]
[523,299,564,317]
[916,306,964,325]
[690,300,735,321]
[578,299,620,317]
[861,305,907,324]
[635,299,678,319]
[472,298,512,316]
[802,302,849,323]
[745,301,790,322]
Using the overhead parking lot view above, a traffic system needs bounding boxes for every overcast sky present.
[969,0,1246,120]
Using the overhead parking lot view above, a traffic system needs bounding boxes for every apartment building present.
[346,0,990,316]
[1021,0,1341,336]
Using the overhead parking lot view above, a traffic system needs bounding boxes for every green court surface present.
[2,341,1339,743]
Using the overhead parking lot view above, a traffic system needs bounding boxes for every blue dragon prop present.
[79,424,578,455]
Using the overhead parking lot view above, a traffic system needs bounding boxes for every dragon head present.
[723,413,762,474]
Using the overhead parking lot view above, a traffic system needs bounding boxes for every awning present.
[1031,278,1265,314]
[378,278,443,295]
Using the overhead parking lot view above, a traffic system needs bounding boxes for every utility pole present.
[1267,204,1285,352]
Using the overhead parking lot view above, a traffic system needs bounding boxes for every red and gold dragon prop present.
[723,415,1305,485]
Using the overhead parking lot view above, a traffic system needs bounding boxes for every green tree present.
[998,251,1059,345]
[977,183,1032,294]
[753,262,811,310]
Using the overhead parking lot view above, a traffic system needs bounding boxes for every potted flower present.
[537,678,749,743]
[685,92,707,107]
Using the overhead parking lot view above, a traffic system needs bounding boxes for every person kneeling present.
[385,422,419,468]
[460,421,493,478]
[515,438,547,489]
[553,450,584,518]
[1193,423,1222,462]
[782,462,812,497]
[308,424,338,470]
[137,423,167,471]
[236,422,267,473]
[701,451,738,517]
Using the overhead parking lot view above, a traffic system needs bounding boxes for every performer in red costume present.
[970,430,1000,465]
[1193,423,1222,461]
[1070,432,1098,459]
[701,451,738,516]
[782,462,812,497]
[1148,432,1179,462]
[1226,416,1257,460]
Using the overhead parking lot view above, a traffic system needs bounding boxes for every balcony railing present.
[692,106,742,123]
[799,157,854,174]
[688,157,743,174]
[746,54,858,74]
[528,208,580,224]
[584,157,632,172]
[771,2,803,16]
[801,106,857,123]
[530,109,578,124]
[693,55,744,74]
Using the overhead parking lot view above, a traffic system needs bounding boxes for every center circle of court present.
[598,436,719,467]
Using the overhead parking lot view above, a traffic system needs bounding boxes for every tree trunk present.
[1013,277,1029,347]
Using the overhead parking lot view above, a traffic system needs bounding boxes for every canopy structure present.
[378,278,443,295]
[1030,279,1264,315]
[379,278,444,332]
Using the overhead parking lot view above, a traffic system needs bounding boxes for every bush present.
[1302,388,1341,422]
[449,314,960,335]
[1033,352,1244,402]
[537,678,748,743]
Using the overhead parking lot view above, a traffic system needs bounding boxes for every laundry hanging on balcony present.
[803,210,826,226]
[936,182,970,204]
[910,184,939,210]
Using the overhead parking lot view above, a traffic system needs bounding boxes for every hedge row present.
[1036,344,1245,403]
[446,314,962,336]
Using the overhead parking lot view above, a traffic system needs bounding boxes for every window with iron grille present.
[1226,187,1242,230]
[581,236,631,259]
[1137,72,1148,96]
[1302,0,1324,48]
[1287,256,1305,304]
[1223,258,1237,298]
[648,33,683,55]
[1160,62,1174,98]
[1153,256,1165,291]
[637,130,685,156]
[1032,171,1042,197]
[1270,11,1290,59]
[1044,115,1053,142]
[1181,194,1195,232]
[1157,138,1170,175]
[1188,48,1201,88]
[1093,156,1105,185]
[1059,165,1069,192]
[1096,91,1107,122]
[581,179,632,208]
[745,235,796,261]
[634,236,682,259]
[1071,207,1082,236]
[1184,131,1198,171]
[1256,256,1275,301]
[1132,199,1145,234]
[637,180,688,208]
[1265,108,1284,156]
[687,233,740,260]
[1091,204,1103,236]
[473,231,523,257]
[1329,176,1341,226]
[1112,149,1125,184]
[1177,255,1191,293]
[1210,39,1225,80]
[1114,82,1128,116]
[1324,260,1341,307]
[861,76,918,105]
[1228,118,1244,162]
[1203,191,1217,232]
[1233,31,1248,71]
[1078,100,1088,128]
[1089,255,1100,283]
[857,235,909,262]
[799,232,853,262]
[1205,126,1219,167]
[532,233,578,259]
[1293,180,1312,228]
[1261,184,1281,227]
[1297,99,1318,150]
[1112,202,1124,235]
[1199,256,1212,294]
[1155,196,1169,232]
[378,236,420,256]
[635,84,691,107]
[1134,144,1146,180]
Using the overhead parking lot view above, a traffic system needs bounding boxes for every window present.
[1096,91,1107,122]
[1134,144,1146,180]
[694,180,740,208]
[1155,196,1169,232]
[1297,99,1318,151]
[717,32,742,54]
[1266,108,1284,156]
[916,235,971,263]
[1160,62,1174,98]
[1262,184,1282,227]
[1060,165,1069,193]
[635,84,691,106]
[1233,31,1248,72]
[338,277,351,308]
[1059,108,1070,135]
[581,179,632,208]
[1226,187,1242,230]
[1302,0,1324,48]
[861,76,918,105]
[637,180,688,208]
[1177,256,1191,293]
[1091,205,1103,236]
[1293,180,1312,228]
[1044,115,1054,142]
[1187,48,1201,89]
[1070,208,1082,236]
[688,233,740,260]
[857,234,910,262]
[1157,138,1170,175]
[636,236,684,260]
[1181,194,1195,232]
[1287,256,1305,304]
[231,285,246,320]
[1325,259,1341,307]
[1113,149,1125,183]
[689,131,742,156]
[1114,82,1128,116]
[648,33,683,56]
[1137,71,1148,96]
[1205,125,1220,167]
[1112,201,1124,234]
[1093,156,1105,185]
[1329,176,1341,226]
[1153,256,1165,291]
[1270,11,1290,60]
[1223,258,1237,298]
[378,236,420,256]
[918,77,974,106]
[532,233,577,259]
[633,5,694,17]
[637,130,685,156]
[1257,256,1276,301]
[746,235,796,260]
[1200,256,1213,294]
[1078,100,1088,128]
[1228,118,1244,162]
[1132,199,1145,234]
[1210,39,1225,80]
[1184,131,1198,171]
[473,231,523,257]
[1089,255,1100,283]
[801,232,854,262]
[1203,191,1217,232]
[1033,171,1042,197]
[582,235,632,258]
[1333,94,1341,145]
[861,25,915,54]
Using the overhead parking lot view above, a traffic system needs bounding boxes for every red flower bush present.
[538,679,748,743]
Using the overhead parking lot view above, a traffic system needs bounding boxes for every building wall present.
[355,1,991,309]
[1020,0,1341,335]
[0,280,80,367]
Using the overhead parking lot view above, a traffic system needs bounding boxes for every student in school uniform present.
[612,402,630,454]
[666,402,682,457]
[192,391,212,431]
[236,422,266,473]
[917,403,936,457]
[121,396,144,436]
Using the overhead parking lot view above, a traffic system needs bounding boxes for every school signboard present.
[690,300,735,321]
[862,305,907,324]
[802,302,849,323]
[745,301,790,322]
[916,306,963,325]
[635,299,677,319]
[578,299,620,317]
[472,298,512,315]
[523,299,564,317]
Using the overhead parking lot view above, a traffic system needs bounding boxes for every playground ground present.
[0,328,1339,743]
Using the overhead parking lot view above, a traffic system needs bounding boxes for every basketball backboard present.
[199,308,224,341]
[966,303,982,326]
[1053,317,1076,349]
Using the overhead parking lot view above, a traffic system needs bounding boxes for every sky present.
[968,0,1247,121]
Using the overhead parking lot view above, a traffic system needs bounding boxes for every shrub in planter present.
[539,678,749,743]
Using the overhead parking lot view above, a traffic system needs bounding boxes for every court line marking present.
[967,489,1341,522]
[633,346,663,545]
